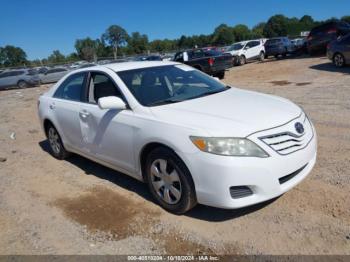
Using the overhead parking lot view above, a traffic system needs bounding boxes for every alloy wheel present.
[48,127,61,154]
[150,159,182,205]
[334,54,345,67]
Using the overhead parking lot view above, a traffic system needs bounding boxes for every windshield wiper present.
[189,88,228,100]
[148,99,181,106]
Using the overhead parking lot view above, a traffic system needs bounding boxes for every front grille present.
[230,186,253,199]
[259,115,314,155]
[260,132,304,154]
[279,164,308,184]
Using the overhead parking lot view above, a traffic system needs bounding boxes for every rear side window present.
[53,73,86,101]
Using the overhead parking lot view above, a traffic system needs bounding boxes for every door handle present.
[49,103,55,110]
[79,110,90,118]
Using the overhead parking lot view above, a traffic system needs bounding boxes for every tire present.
[333,53,346,68]
[17,80,28,89]
[238,55,246,65]
[274,54,279,59]
[145,147,197,214]
[45,124,70,160]
[282,48,288,58]
[215,71,225,80]
[259,51,265,61]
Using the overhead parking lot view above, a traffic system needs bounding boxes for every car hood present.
[229,50,241,56]
[150,88,301,137]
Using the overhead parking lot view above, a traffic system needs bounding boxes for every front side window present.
[53,73,85,101]
[88,73,122,103]
[117,65,228,107]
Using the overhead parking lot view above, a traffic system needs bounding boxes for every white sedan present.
[38,61,317,214]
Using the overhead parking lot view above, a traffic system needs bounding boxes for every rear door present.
[50,72,87,150]
[78,71,136,173]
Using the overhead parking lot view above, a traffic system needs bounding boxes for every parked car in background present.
[226,39,266,65]
[135,55,162,61]
[327,33,350,67]
[290,38,307,55]
[38,61,317,214]
[161,54,174,61]
[174,49,232,79]
[39,68,69,84]
[307,21,350,55]
[0,69,40,89]
[264,37,294,58]
[78,63,97,69]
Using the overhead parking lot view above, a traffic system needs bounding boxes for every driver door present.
[78,71,136,174]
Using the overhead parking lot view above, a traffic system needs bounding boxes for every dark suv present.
[264,37,293,58]
[307,21,350,55]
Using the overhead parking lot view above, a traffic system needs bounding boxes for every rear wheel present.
[333,53,345,67]
[215,71,225,79]
[145,147,197,214]
[17,80,28,89]
[46,124,70,160]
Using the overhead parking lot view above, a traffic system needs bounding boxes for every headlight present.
[190,136,269,157]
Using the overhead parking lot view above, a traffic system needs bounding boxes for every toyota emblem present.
[295,122,304,134]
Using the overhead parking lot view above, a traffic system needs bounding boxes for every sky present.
[1,0,349,60]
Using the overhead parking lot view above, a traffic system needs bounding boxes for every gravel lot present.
[0,56,349,255]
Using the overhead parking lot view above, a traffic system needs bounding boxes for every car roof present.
[92,61,180,72]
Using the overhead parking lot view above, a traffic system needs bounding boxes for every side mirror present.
[98,96,126,110]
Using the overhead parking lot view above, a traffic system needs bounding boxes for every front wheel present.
[145,147,197,214]
[333,53,345,68]
[259,51,265,61]
[238,55,246,65]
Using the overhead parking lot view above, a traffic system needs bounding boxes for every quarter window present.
[53,73,85,101]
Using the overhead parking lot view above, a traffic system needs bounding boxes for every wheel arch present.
[139,142,196,191]
[43,118,55,136]
[192,64,203,71]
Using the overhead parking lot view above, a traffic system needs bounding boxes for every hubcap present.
[150,159,182,205]
[48,128,60,154]
[335,54,344,67]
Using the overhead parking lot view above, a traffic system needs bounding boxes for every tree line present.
[1,14,350,68]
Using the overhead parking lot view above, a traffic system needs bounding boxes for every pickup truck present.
[174,49,232,79]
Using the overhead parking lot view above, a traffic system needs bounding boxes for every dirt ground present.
[0,56,349,255]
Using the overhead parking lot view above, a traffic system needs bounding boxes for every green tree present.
[127,32,149,54]
[212,24,235,46]
[102,25,129,59]
[232,24,252,41]
[251,22,266,38]
[263,14,289,37]
[75,37,99,61]
[47,50,66,64]
[341,16,350,23]
[0,45,27,67]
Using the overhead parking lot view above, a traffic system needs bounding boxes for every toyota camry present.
[38,61,317,214]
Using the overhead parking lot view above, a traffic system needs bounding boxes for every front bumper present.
[179,115,317,209]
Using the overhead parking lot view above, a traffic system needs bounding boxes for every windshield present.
[228,43,244,51]
[117,65,228,107]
